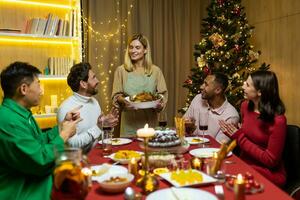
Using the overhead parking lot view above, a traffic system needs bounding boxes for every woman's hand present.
[155,99,164,112]
[117,96,135,110]
[219,120,239,138]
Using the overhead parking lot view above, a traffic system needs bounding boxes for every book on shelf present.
[0,28,22,33]
[21,9,76,36]
[48,57,73,76]
[36,19,47,35]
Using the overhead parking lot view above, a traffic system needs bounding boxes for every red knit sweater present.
[232,101,287,186]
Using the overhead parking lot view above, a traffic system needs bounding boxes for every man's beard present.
[87,88,98,96]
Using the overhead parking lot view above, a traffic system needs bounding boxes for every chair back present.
[283,125,300,183]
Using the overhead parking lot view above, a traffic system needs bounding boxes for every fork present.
[214,185,224,200]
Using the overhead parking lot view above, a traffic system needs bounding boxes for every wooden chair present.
[283,124,300,199]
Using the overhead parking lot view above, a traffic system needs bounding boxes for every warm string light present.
[82,0,135,112]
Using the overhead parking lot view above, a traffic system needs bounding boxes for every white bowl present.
[97,173,134,193]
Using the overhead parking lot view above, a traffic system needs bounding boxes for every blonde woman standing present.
[112,34,168,137]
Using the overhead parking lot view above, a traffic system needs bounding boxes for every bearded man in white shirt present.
[58,62,118,153]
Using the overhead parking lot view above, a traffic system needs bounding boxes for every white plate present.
[189,148,232,158]
[98,138,132,146]
[185,137,210,145]
[159,169,217,187]
[91,164,128,182]
[125,96,161,109]
[146,187,218,200]
[108,151,143,164]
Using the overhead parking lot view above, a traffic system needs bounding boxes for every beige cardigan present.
[112,64,168,136]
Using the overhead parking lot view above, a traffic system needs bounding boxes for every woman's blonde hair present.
[124,34,153,75]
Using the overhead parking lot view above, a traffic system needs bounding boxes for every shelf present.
[0,32,77,39]
[0,0,75,10]
[39,75,67,80]
[0,33,79,44]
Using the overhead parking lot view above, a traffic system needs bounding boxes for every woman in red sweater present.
[220,71,286,187]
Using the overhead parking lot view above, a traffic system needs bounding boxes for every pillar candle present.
[137,124,155,138]
[234,173,245,200]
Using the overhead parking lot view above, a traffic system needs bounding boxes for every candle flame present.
[144,123,149,129]
[236,173,244,184]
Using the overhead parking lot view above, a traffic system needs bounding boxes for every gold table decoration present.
[136,124,159,194]
[175,117,185,144]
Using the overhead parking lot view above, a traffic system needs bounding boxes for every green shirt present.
[0,98,64,200]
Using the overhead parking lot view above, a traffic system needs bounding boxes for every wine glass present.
[184,117,196,136]
[199,111,209,147]
[158,112,167,129]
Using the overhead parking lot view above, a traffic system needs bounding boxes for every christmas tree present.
[180,0,268,114]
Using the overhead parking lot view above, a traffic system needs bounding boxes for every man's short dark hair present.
[213,72,228,92]
[67,62,92,92]
[0,62,41,98]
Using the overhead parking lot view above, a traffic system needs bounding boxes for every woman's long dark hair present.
[248,71,285,122]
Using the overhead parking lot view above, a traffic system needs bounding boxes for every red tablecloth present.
[86,137,293,200]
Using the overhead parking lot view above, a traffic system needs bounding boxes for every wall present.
[243,0,300,125]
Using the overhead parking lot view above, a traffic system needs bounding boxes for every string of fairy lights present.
[81,0,135,112]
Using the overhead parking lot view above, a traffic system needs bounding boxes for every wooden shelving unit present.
[0,0,82,128]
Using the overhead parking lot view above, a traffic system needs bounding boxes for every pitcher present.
[52,148,92,200]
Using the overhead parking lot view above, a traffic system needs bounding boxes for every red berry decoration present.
[247,179,254,186]
[253,181,261,189]
[245,172,254,180]
[245,183,252,191]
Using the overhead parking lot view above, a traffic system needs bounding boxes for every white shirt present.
[183,94,239,143]
[57,92,102,153]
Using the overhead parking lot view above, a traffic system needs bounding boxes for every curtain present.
[82,0,209,131]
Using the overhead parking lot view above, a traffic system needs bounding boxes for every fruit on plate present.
[114,150,141,160]
[191,138,203,143]
[153,168,169,175]
[170,170,203,186]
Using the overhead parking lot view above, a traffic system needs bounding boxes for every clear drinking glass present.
[199,111,209,147]
[101,118,113,156]
[101,128,113,156]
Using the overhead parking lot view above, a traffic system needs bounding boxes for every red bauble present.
[234,8,241,15]
[234,44,240,52]
[203,66,211,75]
[185,79,193,85]
[217,0,224,5]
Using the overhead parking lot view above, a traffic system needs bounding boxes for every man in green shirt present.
[0,62,82,200]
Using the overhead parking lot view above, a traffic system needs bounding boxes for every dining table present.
[86,136,293,200]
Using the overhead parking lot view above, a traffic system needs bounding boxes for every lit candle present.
[128,158,138,177]
[234,173,245,200]
[191,157,202,170]
[137,124,155,138]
